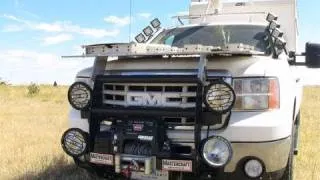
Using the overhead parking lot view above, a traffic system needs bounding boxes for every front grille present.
[102,83,197,108]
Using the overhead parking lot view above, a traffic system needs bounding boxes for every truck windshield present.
[151,25,270,54]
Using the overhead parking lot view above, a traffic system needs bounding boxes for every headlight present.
[205,81,236,114]
[244,159,264,178]
[201,136,233,167]
[68,82,92,110]
[233,78,279,111]
[61,128,88,157]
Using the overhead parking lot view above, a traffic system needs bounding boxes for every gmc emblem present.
[126,92,180,107]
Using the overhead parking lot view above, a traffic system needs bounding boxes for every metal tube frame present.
[88,54,211,174]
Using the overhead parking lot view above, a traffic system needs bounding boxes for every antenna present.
[129,0,133,42]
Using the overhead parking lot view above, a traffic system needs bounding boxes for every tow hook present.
[121,165,132,179]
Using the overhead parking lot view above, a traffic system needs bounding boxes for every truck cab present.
[60,0,320,179]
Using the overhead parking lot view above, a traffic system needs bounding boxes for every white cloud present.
[2,14,25,23]
[20,10,40,19]
[2,24,24,32]
[138,13,152,19]
[2,14,120,38]
[0,49,93,84]
[60,22,120,38]
[104,16,130,27]
[43,34,73,45]
[35,22,63,32]
[78,28,120,38]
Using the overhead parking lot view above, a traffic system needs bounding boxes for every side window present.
[164,35,174,46]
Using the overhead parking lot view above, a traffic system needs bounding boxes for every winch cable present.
[124,141,152,156]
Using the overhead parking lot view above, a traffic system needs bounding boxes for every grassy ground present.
[0,85,319,180]
[294,87,320,180]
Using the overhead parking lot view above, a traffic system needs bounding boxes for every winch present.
[94,119,166,156]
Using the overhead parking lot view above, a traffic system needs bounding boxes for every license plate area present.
[131,171,169,180]
[90,153,193,174]
[162,159,193,172]
[89,153,114,165]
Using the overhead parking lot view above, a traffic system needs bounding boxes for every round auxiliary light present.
[68,82,92,110]
[244,159,264,178]
[201,136,233,167]
[205,81,236,114]
[61,128,88,157]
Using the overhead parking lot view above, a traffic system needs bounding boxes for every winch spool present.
[123,141,152,156]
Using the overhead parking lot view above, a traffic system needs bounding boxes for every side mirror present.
[306,42,320,68]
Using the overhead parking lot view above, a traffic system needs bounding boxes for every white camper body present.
[190,0,298,51]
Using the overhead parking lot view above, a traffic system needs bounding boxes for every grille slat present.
[103,90,126,95]
[163,117,195,126]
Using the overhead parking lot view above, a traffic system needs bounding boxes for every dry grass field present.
[0,85,319,180]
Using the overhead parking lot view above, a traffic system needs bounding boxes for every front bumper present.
[225,137,291,173]
[71,137,290,180]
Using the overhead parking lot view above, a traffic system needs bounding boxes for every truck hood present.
[76,56,290,78]
[100,56,289,77]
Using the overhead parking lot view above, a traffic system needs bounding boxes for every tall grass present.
[0,85,319,180]
[0,85,94,180]
[295,87,320,180]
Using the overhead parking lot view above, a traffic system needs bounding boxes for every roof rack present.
[172,11,266,20]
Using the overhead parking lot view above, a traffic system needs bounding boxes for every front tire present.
[281,112,300,180]
[281,149,294,180]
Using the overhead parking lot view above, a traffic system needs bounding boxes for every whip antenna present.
[129,0,133,42]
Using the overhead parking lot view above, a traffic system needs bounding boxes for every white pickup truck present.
[60,0,320,179]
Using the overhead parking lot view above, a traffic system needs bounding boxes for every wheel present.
[293,112,301,155]
[281,112,300,180]
[281,149,294,180]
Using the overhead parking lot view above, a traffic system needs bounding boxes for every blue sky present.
[0,0,319,85]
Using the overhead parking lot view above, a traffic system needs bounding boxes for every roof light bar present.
[271,28,283,38]
[269,21,280,31]
[275,38,287,47]
[266,13,278,22]
[143,26,154,37]
[135,33,146,43]
[151,18,161,29]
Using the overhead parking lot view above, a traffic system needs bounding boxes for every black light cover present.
[205,81,236,114]
[61,128,88,157]
[68,82,92,110]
